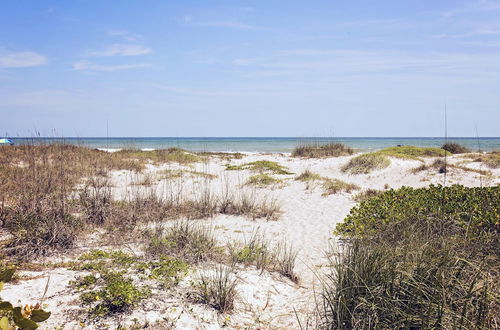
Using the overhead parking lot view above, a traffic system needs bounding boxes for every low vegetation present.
[376,145,450,160]
[410,159,492,175]
[228,233,298,282]
[321,179,360,196]
[73,249,188,317]
[473,150,500,168]
[337,184,499,236]
[292,143,353,158]
[147,221,220,264]
[321,185,499,329]
[193,266,237,313]
[245,174,282,187]
[295,169,322,182]
[352,188,383,202]
[226,160,292,175]
[442,142,471,154]
[341,153,390,174]
[0,268,51,328]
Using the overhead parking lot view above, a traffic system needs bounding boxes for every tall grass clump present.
[147,221,219,263]
[442,142,471,154]
[341,153,390,174]
[292,143,353,158]
[320,185,499,329]
[194,266,237,313]
[229,233,298,282]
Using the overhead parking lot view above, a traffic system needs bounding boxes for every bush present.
[320,235,497,329]
[323,184,500,329]
[341,153,390,174]
[292,143,354,158]
[336,184,499,237]
[442,142,471,154]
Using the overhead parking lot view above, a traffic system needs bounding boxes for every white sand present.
[2,153,498,329]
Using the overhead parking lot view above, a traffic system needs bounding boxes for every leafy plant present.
[336,184,499,237]
[0,268,51,329]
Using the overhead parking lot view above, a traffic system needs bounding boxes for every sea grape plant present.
[0,268,51,329]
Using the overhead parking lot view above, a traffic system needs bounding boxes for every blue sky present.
[1,0,500,137]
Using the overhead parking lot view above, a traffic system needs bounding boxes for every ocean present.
[6,137,500,153]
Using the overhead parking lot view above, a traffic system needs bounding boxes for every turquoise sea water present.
[7,137,500,153]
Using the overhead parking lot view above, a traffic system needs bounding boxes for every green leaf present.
[0,301,13,310]
[0,317,9,330]
[15,318,38,330]
[30,309,51,322]
[0,269,15,283]
[12,306,23,323]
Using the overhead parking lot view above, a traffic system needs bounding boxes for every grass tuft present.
[292,143,354,158]
[341,153,391,174]
[322,179,360,196]
[245,174,282,187]
[226,160,293,175]
[194,266,237,313]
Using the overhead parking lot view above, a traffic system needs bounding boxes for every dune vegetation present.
[322,185,500,329]
[292,142,354,158]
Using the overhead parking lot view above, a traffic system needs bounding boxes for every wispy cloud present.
[108,30,140,41]
[73,60,151,71]
[88,44,151,57]
[197,21,266,31]
[442,0,500,17]
[0,50,46,68]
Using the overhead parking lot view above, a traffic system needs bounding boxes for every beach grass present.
[341,153,391,174]
[292,142,354,158]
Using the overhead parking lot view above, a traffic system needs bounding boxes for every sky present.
[1,0,500,137]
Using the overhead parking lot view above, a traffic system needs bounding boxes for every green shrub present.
[341,153,390,174]
[376,146,450,160]
[292,143,354,158]
[81,271,150,317]
[336,184,499,237]
[442,142,471,154]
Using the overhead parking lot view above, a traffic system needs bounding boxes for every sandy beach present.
[1,149,498,329]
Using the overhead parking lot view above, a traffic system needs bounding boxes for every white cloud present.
[0,51,46,68]
[88,44,151,57]
[73,60,151,71]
